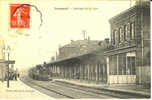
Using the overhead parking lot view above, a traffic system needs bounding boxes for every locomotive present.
[28,64,51,81]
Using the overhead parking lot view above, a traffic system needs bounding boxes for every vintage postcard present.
[0,0,151,99]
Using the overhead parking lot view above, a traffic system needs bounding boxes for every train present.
[28,64,51,81]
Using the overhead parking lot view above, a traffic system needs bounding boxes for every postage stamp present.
[10,4,30,28]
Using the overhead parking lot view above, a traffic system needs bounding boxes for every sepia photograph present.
[0,0,151,99]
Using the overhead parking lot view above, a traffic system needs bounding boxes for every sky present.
[0,0,135,71]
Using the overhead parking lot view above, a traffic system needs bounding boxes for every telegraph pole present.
[82,30,86,40]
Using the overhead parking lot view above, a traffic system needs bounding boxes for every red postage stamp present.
[10,4,30,28]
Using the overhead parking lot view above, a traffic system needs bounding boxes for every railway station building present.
[104,1,150,85]
[47,39,109,83]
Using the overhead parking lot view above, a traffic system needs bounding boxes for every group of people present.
[4,71,20,81]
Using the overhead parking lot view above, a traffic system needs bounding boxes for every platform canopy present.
[47,47,105,66]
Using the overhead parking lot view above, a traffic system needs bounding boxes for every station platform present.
[54,79,151,98]
[0,79,53,99]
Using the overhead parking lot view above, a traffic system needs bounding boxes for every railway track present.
[21,76,149,99]
[44,82,112,98]
[54,81,146,99]
[21,77,74,98]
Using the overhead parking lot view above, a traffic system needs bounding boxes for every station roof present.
[47,46,105,66]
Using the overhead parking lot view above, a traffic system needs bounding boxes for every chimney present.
[105,38,109,44]
[71,40,74,43]
[88,36,90,41]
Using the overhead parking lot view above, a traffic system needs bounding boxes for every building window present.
[115,30,119,44]
[125,24,130,41]
[109,53,136,75]
[112,30,117,45]
[130,22,135,40]
[124,25,127,41]
[125,25,128,40]
[112,30,114,45]
[119,27,123,42]
[127,23,130,41]
[127,56,136,75]
[109,55,117,75]
[118,53,126,75]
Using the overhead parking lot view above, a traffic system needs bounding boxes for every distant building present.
[104,1,150,84]
[0,36,6,82]
[57,39,101,60]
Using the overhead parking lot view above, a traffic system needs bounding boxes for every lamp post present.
[2,46,11,88]
[6,46,11,88]
[2,45,15,88]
